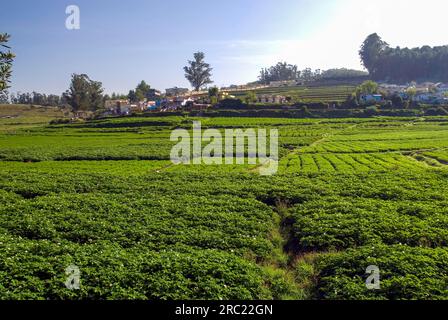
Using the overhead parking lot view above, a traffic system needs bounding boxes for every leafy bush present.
[315,244,448,300]
[217,99,247,109]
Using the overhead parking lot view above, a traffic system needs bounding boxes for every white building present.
[360,94,383,103]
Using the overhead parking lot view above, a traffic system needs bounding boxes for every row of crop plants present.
[280,153,425,173]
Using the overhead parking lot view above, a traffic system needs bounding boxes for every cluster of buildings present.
[101,82,293,115]
[103,89,164,115]
[361,82,448,105]
[98,81,448,118]
[98,80,448,116]
[159,96,210,112]
[103,100,160,116]
[103,87,214,116]
[360,94,383,104]
[256,94,288,104]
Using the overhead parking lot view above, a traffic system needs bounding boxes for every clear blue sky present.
[1,0,447,95]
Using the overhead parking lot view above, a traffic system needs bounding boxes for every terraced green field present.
[1,115,448,300]
[230,85,355,102]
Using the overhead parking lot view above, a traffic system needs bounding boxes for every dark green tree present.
[391,94,404,108]
[359,33,388,79]
[258,62,299,84]
[321,68,368,79]
[127,90,137,103]
[360,33,448,82]
[0,91,8,104]
[0,33,15,93]
[135,81,151,102]
[89,79,104,109]
[64,74,104,111]
[184,52,213,91]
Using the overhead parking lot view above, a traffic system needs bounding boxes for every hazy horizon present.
[2,0,448,95]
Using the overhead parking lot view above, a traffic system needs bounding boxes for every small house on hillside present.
[129,104,143,113]
[181,98,194,107]
[73,111,94,119]
[414,93,447,104]
[257,94,287,104]
[146,89,161,100]
[104,99,130,115]
[105,99,128,109]
[146,101,159,111]
[119,105,130,115]
[159,97,187,111]
[360,94,383,104]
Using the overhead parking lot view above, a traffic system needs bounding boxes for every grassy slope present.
[0,104,65,132]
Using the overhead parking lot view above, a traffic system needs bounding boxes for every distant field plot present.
[230,85,355,102]
[0,104,65,132]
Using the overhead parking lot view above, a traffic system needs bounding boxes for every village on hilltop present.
[96,80,448,119]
